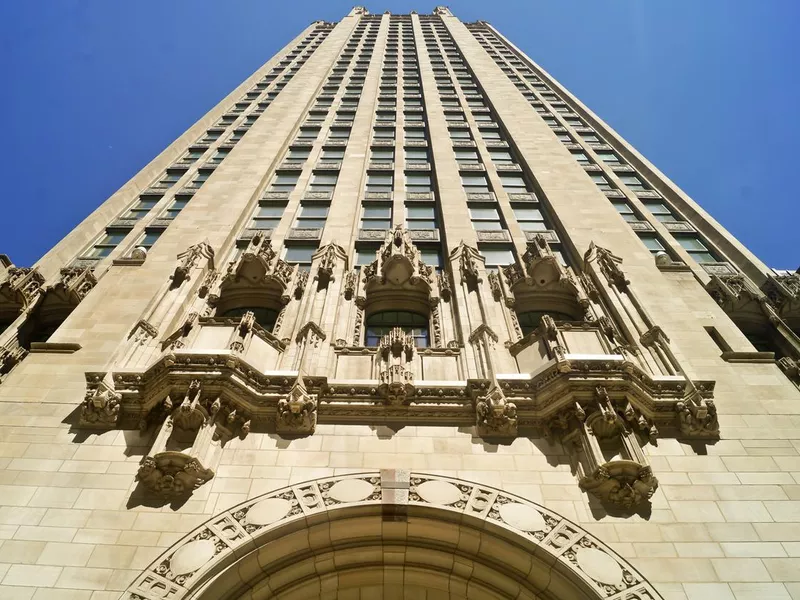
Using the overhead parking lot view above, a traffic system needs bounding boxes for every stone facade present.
[0,7,799,600]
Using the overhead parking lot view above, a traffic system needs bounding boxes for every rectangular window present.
[158,170,184,186]
[479,245,514,267]
[676,236,717,263]
[373,127,396,139]
[361,203,392,229]
[298,127,320,140]
[489,150,513,163]
[405,173,432,193]
[251,204,285,229]
[162,197,190,220]
[499,174,527,191]
[123,197,159,220]
[596,151,621,164]
[642,201,678,222]
[355,245,379,266]
[366,173,394,193]
[309,173,338,192]
[210,148,230,163]
[590,173,612,190]
[329,128,351,139]
[271,172,300,192]
[287,148,311,161]
[454,148,480,164]
[284,244,318,267]
[85,229,130,258]
[449,128,471,140]
[611,200,638,222]
[619,174,648,191]
[404,127,426,140]
[513,206,546,231]
[405,148,429,162]
[419,248,442,269]
[469,204,503,230]
[138,230,163,250]
[295,203,329,228]
[639,234,666,253]
[371,148,395,163]
[479,129,502,140]
[461,174,490,193]
[406,204,436,229]
[571,150,590,164]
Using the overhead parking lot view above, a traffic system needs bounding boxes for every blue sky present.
[1,1,798,268]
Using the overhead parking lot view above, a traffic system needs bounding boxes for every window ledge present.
[112,257,146,267]
[29,342,82,354]
[720,351,775,364]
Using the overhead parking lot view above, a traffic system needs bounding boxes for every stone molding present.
[124,471,663,600]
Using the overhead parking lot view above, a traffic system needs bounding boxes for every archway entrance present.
[124,472,662,600]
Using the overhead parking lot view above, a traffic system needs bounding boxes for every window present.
[513,206,546,231]
[366,173,393,193]
[404,127,426,140]
[220,307,279,332]
[642,201,678,223]
[361,203,392,229]
[639,234,666,254]
[619,174,648,191]
[479,129,502,140]
[470,204,503,230]
[596,151,621,165]
[571,150,590,164]
[191,170,211,187]
[287,148,311,161]
[676,236,717,263]
[406,204,436,229]
[461,174,491,193]
[163,197,190,220]
[517,311,573,335]
[365,311,429,347]
[184,150,204,162]
[329,127,351,139]
[405,173,432,193]
[123,197,158,220]
[445,112,465,122]
[499,174,528,191]
[590,173,612,190]
[309,173,338,192]
[489,150,513,163]
[405,148,429,162]
[419,248,442,269]
[454,148,480,164]
[479,245,514,267]
[271,172,300,192]
[210,148,230,163]
[202,131,221,142]
[449,128,471,140]
[252,204,285,229]
[611,200,638,223]
[580,134,601,144]
[137,230,163,251]
[322,148,345,161]
[371,148,394,163]
[297,127,320,140]
[85,229,129,258]
[284,244,318,267]
[376,111,395,122]
[374,127,396,139]
[158,170,184,187]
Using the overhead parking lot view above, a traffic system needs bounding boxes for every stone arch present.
[125,471,662,600]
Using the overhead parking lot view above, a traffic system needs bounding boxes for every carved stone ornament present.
[456,242,483,288]
[584,242,629,289]
[314,243,347,288]
[378,327,416,405]
[172,241,215,288]
[475,381,518,437]
[0,266,46,311]
[79,383,122,429]
[0,345,26,379]
[676,397,719,438]
[53,267,98,304]
[222,234,298,303]
[564,387,659,509]
[276,375,318,434]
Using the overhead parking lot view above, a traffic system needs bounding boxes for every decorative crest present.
[277,374,317,434]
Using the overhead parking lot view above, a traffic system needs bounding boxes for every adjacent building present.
[1,6,799,599]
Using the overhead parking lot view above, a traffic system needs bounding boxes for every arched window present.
[517,310,573,336]
[220,307,279,332]
[366,311,429,348]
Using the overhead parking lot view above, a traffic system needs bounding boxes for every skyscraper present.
[1,6,798,598]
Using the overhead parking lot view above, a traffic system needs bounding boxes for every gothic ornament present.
[378,327,416,405]
[172,241,215,287]
[475,381,517,437]
[276,375,317,434]
[79,384,122,429]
